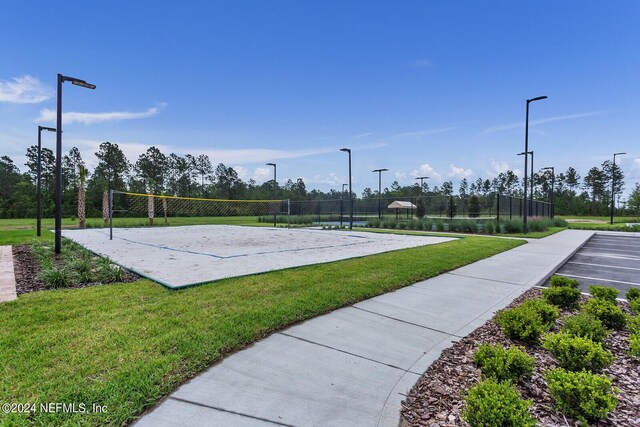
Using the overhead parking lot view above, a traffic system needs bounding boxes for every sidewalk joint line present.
[167,396,295,426]
[446,271,522,287]
[351,306,463,339]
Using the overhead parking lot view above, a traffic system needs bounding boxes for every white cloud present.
[448,164,474,179]
[353,132,374,139]
[37,104,165,124]
[486,160,521,178]
[630,158,640,178]
[0,75,53,104]
[394,127,454,139]
[410,163,442,182]
[394,171,407,181]
[252,167,273,183]
[481,111,606,135]
[308,172,345,186]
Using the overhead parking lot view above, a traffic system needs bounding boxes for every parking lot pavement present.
[549,233,640,297]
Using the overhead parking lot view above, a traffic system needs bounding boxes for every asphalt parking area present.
[548,233,640,298]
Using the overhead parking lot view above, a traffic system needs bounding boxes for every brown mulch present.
[12,244,138,295]
[400,288,640,427]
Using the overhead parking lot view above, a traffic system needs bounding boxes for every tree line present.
[0,141,638,219]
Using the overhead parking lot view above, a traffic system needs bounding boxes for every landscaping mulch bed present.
[400,288,640,427]
[12,244,138,295]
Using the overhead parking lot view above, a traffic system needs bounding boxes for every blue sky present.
[1,1,639,196]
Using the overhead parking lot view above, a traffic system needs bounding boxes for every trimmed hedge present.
[583,298,627,330]
[473,343,534,383]
[462,379,536,427]
[589,285,619,304]
[562,313,608,343]
[542,333,614,372]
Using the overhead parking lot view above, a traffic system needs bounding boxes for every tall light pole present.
[373,168,388,219]
[415,176,429,194]
[523,95,547,233]
[55,74,96,254]
[37,126,56,236]
[266,162,277,227]
[541,166,555,218]
[340,183,347,227]
[340,148,352,229]
[610,152,626,224]
[518,151,533,220]
[530,150,535,214]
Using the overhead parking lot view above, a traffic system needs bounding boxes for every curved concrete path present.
[135,230,593,427]
[0,246,17,303]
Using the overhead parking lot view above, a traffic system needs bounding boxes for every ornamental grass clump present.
[473,343,534,383]
[542,333,614,372]
[589,285,619,304]
[562,313,608,343]
[545,368,618,425]
[461,379,536,427]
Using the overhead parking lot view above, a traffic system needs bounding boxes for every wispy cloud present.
[37,103,167,124]
[0,75,53,104]
[353,132,374,139]
[487,160,521,178]
[481,111,607,135]
[308,172,346,186]
[394,127,454,139]
[410,163,442,182]
[448,164,474,179]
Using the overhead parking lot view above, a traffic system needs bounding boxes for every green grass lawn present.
[0,236,523,426]
[557,215,640,223]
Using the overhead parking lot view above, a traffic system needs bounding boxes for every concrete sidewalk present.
[0,246,17,303]
[135,230,593,427]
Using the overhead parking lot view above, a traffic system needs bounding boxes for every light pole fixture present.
[373,168,388,219]
[266,162,277,227]
[36,126,56,237]
[55,74,96,254]
[541,166,555,218]
[340,148,353,229]
[523,95,547,234]
[610,152,626,224]
[415,176,429,194]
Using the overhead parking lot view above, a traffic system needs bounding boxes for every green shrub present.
[583,298,627,330]
[528,219,549,232]
[629,334,640,359]
[520,299,559,327]
[435,220,445,231]
[462,220,478,233]
[473,343,534,383]
[589,285,619,304]
[628,316,640,335]
[562,313,608,343]
[483,221,495,235]
[423,219,433,231]
[448,221,461,232]
[462,379,536,427]
[543,286,581,309]
[543,333,614,372]
[625,288,640,302]
[553,218,568,227]
[630,299,640,315]
[38,266,76,289]
[545,368,618,425]
[550,275,580,289]
[398,221,407,230]
[503,218,523,234]
[367,218,381,228]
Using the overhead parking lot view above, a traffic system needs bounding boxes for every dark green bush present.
[462,220,478,233]
[483,221,495,235]
[553,218,568,227]
[562,313,608,343]
[398,221,407,230]
[583,298,627,330]
[473,343,534,383]
[435,220,445,232]
[543,333,614,372]
[630,299,640,315]
[545,368,618,425]
[625,288,640,302]
[550,275,580,289]
[628,316,640,335]
[503,218,523,234]
[543,286,581,309]
[589,285,619,304]
[462,379,536,427]
[528,219,548,232]
[520,299,559,327]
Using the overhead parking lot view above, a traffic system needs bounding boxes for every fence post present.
[509,196,512,221]
[109,189,113,240]
[496,193,500,225]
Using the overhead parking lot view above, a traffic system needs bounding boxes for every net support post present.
[287,199,291,229]
[109,189,113,240]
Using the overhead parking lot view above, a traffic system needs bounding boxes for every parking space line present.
[578,252,640,261]
[586,242,639,249]
[557,273,640,287]
[567,261,640,271]
[583,245,640,253]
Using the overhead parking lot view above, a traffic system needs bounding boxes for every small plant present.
[562,313,608,343]
[629,334,640,359]
[496,307,545,345]
[553,218,568,227]
[520,299,559,327]
[38,266,75,289]
[398,221,407,230]
[549,275,580,289]
[628,316,640,335]
[630,299,640,315]
[462,379,536,427]
[543,286,581,309]
[435,220,445,232]
[503,218,523,234]
[625,288,640,302]
[461,220,477,233]
[448,221,461,232]
[473,343,534,383]
[545,368,618,425]
[589,285,619,304]
[543,333,614,372]
[483,221,495,235]
[583,298,627,330]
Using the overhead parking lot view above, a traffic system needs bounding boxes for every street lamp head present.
[372,168,388,173]
[70,79,96,90]
[541,167,553,171]
[39,126,57,132]
[266,162,276,167]
[527,96,548,103]
[339,148,351,153]
[415,176,429,180]
[614,152,626,156]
